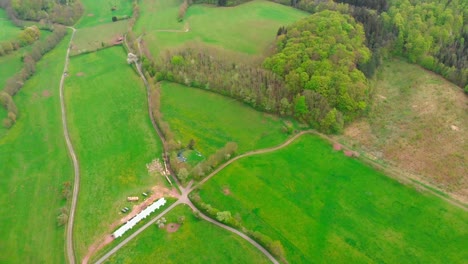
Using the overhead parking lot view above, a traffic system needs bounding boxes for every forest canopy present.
[264,10,370,133]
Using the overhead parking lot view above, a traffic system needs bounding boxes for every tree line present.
[152,10,369,133]
[189,191,287,261]
[1,26,67,128]
[0,25,42,57]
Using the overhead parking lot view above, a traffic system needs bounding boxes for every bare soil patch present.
[166,223,180,233]
[336,59,468,203]
[82,185,178,262]
[222,187,231,195]
[87,13,94,17]
[76,72,85,77]
[42,90,51,97]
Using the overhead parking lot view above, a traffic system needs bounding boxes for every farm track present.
[60,27,79,264]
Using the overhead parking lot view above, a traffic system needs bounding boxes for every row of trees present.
[193,0,250,7]
[189,191,286,260]
[0,25,43,57]
[178,0,192,22]
[154,48,289,114]
[1,26,67,127]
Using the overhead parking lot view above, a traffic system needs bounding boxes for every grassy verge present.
[135,0,308,56]
[64,47,163,261]
[107,204,270,263]
[160,81,293,157]
[198,134,468,263]
[0,34,72,263]
[339,59,467,200]
[77,0,133,28]
[0,9,20,41]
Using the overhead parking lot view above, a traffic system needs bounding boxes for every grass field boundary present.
[190,130,467,211]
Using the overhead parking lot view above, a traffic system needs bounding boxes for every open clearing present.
[64,47,163,261]
[106,204,270,263]
[0,34,72,263]
[71,20,128,56]
[76,0,133,28]
[0,9,20,41]
[135,0,308,56]
[198,134,468,263]
[338,59,468,202]
[160,81,292,157]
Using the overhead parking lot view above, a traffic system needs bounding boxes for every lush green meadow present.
[0,34,72,263]
[198,134,468,263]
[77,0,133,28]
[135,0,308,55]
[71,20,128,56]
[65,47,163,261]
[0,51,23,89]
[0,9,20,41]
[107,204,270,263]
[160,81,291,157]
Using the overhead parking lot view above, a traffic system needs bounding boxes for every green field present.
[0,34,72,263]
[65,47,163,261]
[71,20,128,56]
[198,134,468,263]
[107,204,270,263]
[135,0,308,55]
[0,51,23,89]
[0,9,20,41]
[77,0,133,28]
[160,81,291,157]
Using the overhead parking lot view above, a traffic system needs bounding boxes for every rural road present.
[90,130,313,263]
[60,27,79,264]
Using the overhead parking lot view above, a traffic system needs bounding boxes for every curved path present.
[190,130,314,192]
[91,130,313,263]
[59,27,79,264]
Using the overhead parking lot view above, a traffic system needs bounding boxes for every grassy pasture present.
[198,134,468,263]
[0,51,23,89]
[107,204,270,263]
[0,30,53,88]
[340,59,468,200]
[160,81,291,157]
[71,20,128,56]
[77,0,133,28]
[0,9,20,41]
[135,0,308,56]
[65,47,163,261]
[0,34,72,263]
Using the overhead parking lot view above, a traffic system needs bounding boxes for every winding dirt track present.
[190,130,314,193]
[60,27,79,264]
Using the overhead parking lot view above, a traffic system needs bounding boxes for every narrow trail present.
[190,130,314,192]
[60,27,79,264]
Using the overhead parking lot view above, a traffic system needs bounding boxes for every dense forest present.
[269,0,468,89]
[0,0,83,25]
